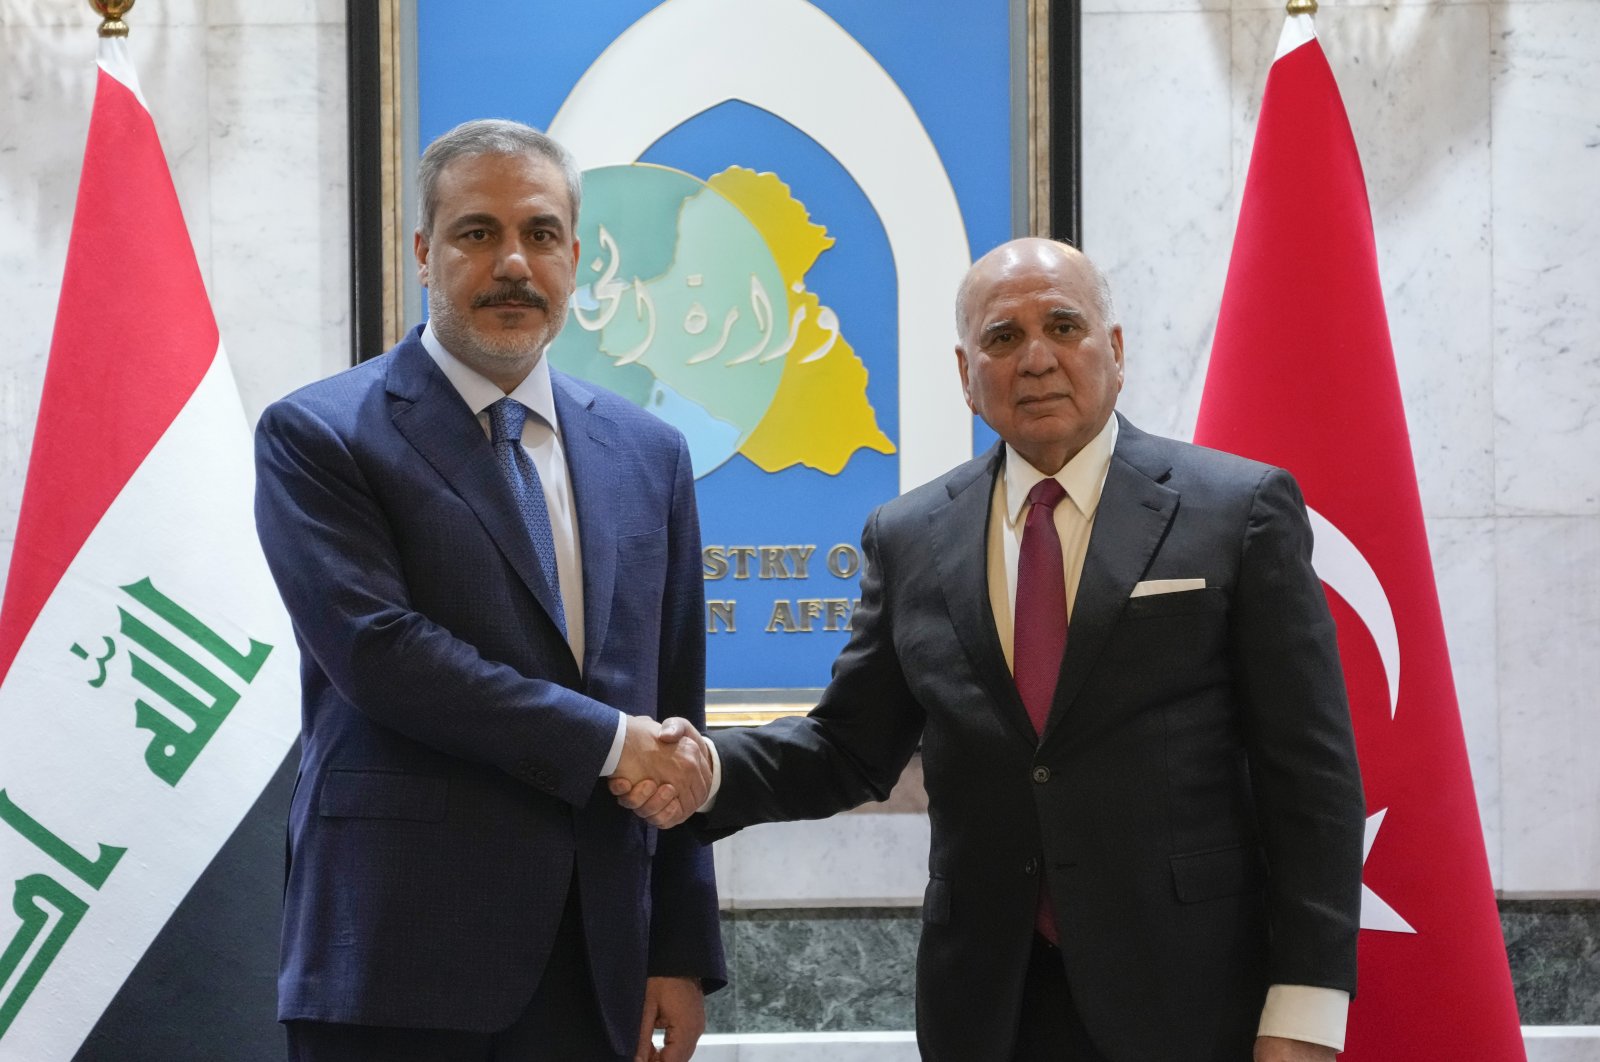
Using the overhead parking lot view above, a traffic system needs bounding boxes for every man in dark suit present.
[255,119,723,1062]
[618,238,1364,1061]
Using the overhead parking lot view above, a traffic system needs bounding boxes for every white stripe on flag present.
[1274,13,1317,62]
[94,36,148,111]
[0,348,298,1059]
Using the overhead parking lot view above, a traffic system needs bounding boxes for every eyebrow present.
[979,306,1087,343]
[1044,307,1089,325]
[445,212,501,233]
[979,319,1019,344]
[520,212,567,235]
[447,212,567,235]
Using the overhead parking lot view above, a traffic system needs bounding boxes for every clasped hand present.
[608,716,710,829]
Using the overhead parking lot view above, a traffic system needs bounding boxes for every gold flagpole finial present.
[89,0,135,38]
[1286,0,1318,14]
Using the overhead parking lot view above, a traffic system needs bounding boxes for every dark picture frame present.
[346,0,1081,362]
[342,0,1082,723]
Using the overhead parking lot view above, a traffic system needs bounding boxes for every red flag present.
[0,35,297,1055]
[1195,14,1524,1060]
[0,45,217,687]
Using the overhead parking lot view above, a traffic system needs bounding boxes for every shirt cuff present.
[598,712,627,776]
[699,735,723,813]
[1257,984,1349,1051]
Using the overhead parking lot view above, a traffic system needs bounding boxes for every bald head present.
[955,238,1117,342]
[952,236,1126,474]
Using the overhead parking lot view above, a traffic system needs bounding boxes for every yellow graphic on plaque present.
[549,164,894,478]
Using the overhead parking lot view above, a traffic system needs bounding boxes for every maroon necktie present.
[1014,478,1068,735]
[1013,477,1068,943]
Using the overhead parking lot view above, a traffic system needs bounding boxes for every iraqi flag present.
[1194,12,1524,1060]
[0,34,298,1059]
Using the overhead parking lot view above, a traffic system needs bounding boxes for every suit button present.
[1032,766,1051,784]
[1023,858,1039,876]
[533,769,554,790]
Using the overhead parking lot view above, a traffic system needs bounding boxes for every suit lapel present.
[930,444,1040,748]
[385,332,567,634]
[1042,416,1177,742]
[552,372,618,676]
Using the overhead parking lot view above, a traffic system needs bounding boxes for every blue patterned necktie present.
[487,397,566,638]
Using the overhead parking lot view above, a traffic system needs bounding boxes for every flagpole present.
[89,0,134,37]
[1286,0,1317,13]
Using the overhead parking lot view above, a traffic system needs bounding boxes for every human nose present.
[1017,334,1056,375]
[493,236,533,280]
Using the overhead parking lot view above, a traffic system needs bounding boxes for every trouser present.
[1011,933,1111,1062]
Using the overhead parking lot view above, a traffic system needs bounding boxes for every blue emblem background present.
[417,0,1014,691]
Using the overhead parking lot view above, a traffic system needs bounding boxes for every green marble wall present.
[1503,899,1600,1024]
[705,900,1600,1033]
[706,909,920,1033]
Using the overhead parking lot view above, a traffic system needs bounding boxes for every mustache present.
[472,284,550,312]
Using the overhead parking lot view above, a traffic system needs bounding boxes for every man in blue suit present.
[255,119,723,1062]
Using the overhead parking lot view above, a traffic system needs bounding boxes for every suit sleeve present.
[1231,467,1365,994]
[700,507,925,839]
[645,437,726,986]
[254,397,618,808]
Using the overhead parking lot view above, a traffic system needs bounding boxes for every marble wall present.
[1079,0,1600,897]
[1503,899,1600,1024]
[4,0,1591,895]
[703,0,1600,915]
[2,0,1591,898]
[701,899,1600,1034]
[0,0,349,563]
[1,0,1597,1052]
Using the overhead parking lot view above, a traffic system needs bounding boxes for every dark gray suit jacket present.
[702,415,1363,1061]
[255,328,724,1050]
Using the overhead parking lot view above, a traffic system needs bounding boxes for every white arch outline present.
[548,0,974,492]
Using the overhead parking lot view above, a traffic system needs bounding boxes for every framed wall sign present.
[347,0,1081,723]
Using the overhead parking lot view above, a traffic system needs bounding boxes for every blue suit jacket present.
[254,327,723,1047]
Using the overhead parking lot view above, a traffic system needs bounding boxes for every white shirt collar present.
[1002,414,1119,526]
[420,322,561,435]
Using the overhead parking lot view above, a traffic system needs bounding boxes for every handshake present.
[607,715,712,829]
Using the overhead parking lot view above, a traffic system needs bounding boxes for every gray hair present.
[955,238,1119,337]
[1082,254,1118,329]
[416,118,583,237]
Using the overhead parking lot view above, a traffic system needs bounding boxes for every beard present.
[428,280,570,375]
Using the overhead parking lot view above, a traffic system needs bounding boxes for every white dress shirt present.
[986,415,1348,1052]
[984,416,1120,668]
[421,324,629,774]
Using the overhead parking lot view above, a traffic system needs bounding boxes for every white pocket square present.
[1130,578,1206,598]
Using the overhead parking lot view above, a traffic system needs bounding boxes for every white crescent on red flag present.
[0,36,297,1059]
[1195,14,1524,1060]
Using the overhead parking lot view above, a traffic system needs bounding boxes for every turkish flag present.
[1194,14,1524,1060]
